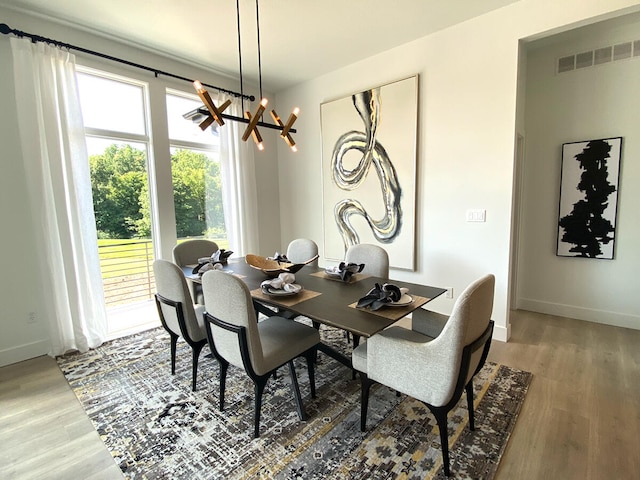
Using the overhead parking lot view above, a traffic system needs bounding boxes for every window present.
[77,69,156,312]
[166,90,228,249]
[75,69,235,338]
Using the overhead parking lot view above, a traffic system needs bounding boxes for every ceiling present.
[1,0,518,92]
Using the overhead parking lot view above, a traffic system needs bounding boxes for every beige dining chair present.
[343,243,390,344]
[172,239,219,303]
[287,238,319,267]
[153,259,209,392]
[201,269,321,437]
[172,238,219,266]
[345,243,389,278]
[352,274,495,477]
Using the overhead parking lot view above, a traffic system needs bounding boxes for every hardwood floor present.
[0,354,122,479]
[489,311,640,479]
[1,310,638,479]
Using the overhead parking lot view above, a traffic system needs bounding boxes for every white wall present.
[517,15,640,329]
[274,0,640,341]
[0,7,282,366]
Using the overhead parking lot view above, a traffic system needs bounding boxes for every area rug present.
[56,326,532,479]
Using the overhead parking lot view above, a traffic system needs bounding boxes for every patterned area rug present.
[57,325,532,479]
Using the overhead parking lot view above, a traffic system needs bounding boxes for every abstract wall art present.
[556,137,622,259]
[320,76,418,270]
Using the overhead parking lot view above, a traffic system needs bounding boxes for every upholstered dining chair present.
[343,244,390,344]
[201,269,321,438]
[287,238,319,267]
[172,239,219,303]
[345,243,389,278]
[352,274,495,477]
[153,259,208,392]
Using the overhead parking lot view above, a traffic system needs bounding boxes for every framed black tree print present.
[556,137,622,259]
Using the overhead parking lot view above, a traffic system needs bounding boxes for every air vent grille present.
[557,39,639,73]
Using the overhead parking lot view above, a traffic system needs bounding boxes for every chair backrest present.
[172,239,219,266]
[345,244,389,278]
[153,259,203,341]
[438,274,495,388]
[201,270,264,372]
[287,238,319,266]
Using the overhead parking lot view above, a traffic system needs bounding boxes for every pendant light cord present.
[255,0,264,104]
[236,0,245,113]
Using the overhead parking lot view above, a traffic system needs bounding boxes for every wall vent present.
[557,38,640,74]
[576,51,593,69]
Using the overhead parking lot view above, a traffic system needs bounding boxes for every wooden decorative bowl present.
[245,254,318,278]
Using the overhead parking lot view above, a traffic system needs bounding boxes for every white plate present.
[324,267,341,276]
[387,294,414,307]
[261,286,303,297]
[324,270,342,278]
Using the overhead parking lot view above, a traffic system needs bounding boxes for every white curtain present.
[217,93,260,256]
[10,37,107,356]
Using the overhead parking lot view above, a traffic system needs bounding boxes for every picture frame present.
[556,137,622,259]
[320,75,418,270]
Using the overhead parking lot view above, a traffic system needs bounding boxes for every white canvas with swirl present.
[321,76,418,270]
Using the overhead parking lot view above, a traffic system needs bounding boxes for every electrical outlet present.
[27,311,37,324]
[445,288,453,298]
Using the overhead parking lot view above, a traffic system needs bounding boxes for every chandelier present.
[192,0,299,152]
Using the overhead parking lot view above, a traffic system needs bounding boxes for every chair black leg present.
[219,360,229,411]
[288,361,308,421]
[359,373,373,432]
[304,349,317,398]
[465,381,475,431]
[169,333,178,375]
[431,408,451,477]
[254,376,269,438]
[191,341,206,392]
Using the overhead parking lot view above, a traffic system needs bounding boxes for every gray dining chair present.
[343,243,390,344]
[153,259,208,391]
[287,238,319,267]
[345,243,389,278]
[172,239,219,303]
[201,269,321,437]
[352,274,495,477]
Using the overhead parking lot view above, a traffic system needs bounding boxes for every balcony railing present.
[98,240,155,307]
[98,237,228,307]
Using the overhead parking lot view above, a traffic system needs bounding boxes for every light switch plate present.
[466,209,486,222]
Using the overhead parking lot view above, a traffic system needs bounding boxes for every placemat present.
[251,288,322,306]
[348,294,430,321]
[310,271,370,284]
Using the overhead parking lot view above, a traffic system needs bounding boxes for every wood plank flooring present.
[1,310,638,479]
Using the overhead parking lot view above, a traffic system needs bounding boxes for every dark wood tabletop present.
[184,257,446,339]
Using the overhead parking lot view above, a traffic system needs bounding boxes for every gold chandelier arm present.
[242,98,268,141]
[244,111,264,150]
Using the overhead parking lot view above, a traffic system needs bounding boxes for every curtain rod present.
[0,22,255,102]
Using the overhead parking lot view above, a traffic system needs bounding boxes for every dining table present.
[183,257,447,370]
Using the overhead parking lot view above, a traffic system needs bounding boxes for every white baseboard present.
[0,340,50,367]
[492,323,510,342]
[518,298,640,331]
